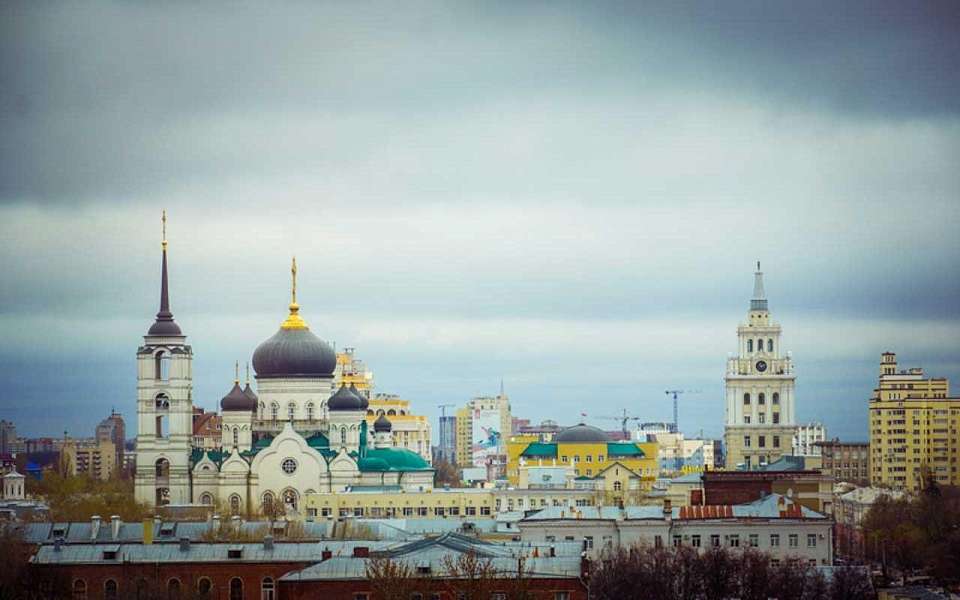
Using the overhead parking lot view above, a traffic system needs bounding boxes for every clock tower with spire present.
[723,264,797,469]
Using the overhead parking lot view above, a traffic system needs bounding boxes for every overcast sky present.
[1,1,958,442]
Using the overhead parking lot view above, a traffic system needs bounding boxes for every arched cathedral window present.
[747,339,753,352]
[271,403,279,421]
[232,428,239,447]
[258,402,265,420]
[155,351,171,380]
[340,427,347,445]
[743,393,750,405]
[757,338,763,352]
[773,392,780,404]
[287,403,295,422]
[767,338,773,352]
[306,403,314,422]
[758,393,765,405]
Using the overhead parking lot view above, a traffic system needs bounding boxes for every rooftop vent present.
[228,545,243,559]
[352,546,370,558]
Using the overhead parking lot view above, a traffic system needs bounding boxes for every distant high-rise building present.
[816,440,869,485]
[0,420,16,455]
[96,411,126,469]
[869,352,959,491]
[455,393,512,468]
[61,438,117,481]
[723,265,797,469]
[437,415,457,464]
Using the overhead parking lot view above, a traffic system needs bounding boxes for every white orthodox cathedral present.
[134,219,434,515]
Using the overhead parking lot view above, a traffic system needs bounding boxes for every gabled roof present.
[520,442,558,458]
[606,443,646,457]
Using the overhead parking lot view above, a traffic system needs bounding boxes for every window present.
[262,492,274,515]
[561,456,568,462]
[167,579,181,600]
[72,579,87,600]
[229,578,243,600]
[744,416,751,424]
[691,535,701,548]
[200,493,214,505]
[758,393,765,405]
[747,339,753,352]
[789,534,798,548]
[282,458,298,475]
[270,403,279,421]
[773,413,780,424]
[258,402,265,419]
[480,506,491,516]
[654,535,662,548]
[306,402,315,421]
[757,338,763,351]
[749,534,759,547]
[155,351,171,380]
[807,534,817,547]
[767,339,773,352]
[743,393,751,405]
[261,578,275,600]
[598,455,604,462]
[466,506,476,516]
[770,534,780,547]
[197,578,213,597]
[773,393,779,405]
[104,580,118,600]
[710,535,720,548]
[232,428,239,447]
[341,428,347,445]
[584,536,594,549]
[673,535,682,547]
[434,507,445,516]
[729,534,739,547]
[287,403,296,421]
[613,481,622,492]
[744,435,751,448]
[230,495,241,515]
[773,436,780,448]
[758,413,765,424]
[554,593,571,600]
[758,436,766,448]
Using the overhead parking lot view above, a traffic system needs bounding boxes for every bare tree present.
[440,551,497,600]
[366,557,428,600]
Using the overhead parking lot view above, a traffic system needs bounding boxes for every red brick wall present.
[281,578,588,600]
[32,560,311,600]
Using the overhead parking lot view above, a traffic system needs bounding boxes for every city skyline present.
[2,2,959,441]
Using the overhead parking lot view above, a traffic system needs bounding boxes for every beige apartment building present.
[455,393,512,468]
[869,352,960,491]
[815,440,870,485]
[61,438,117,480]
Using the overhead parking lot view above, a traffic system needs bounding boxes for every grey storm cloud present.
[0,1,958,440]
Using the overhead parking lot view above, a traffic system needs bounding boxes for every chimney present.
[179,537,190,552]
[110,516,122,540]
[142,518,153,545]
[321,548,332,561]
[353,546,370,558]
[212,514,221,532]
[90,515,102,540]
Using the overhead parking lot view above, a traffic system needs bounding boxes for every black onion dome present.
[221,382,256,412]
[374,414,392,433]
[328,385,364,411]
[556,423,611,443]
[242,383,258,402]
[252,328,336,379]
[349,384,370,410]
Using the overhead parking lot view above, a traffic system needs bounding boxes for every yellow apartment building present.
[61,438,117,480]
[365,394,432,463]
[507,423,659,491]
[869,352,960,491]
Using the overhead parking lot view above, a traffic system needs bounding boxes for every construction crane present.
[664,390,701,434]
[588,408,645,437]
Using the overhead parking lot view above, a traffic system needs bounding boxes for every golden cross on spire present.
[291,256,297,305]
[161,210,168,249]
[281,256,308,330]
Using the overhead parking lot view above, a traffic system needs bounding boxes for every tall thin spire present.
[750,261,768,311]
[148,210,182,336]
[234,360,240,384]
[281,256,308,330]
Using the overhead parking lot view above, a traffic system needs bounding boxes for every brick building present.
[815,440,870,485]
[701,458,833,514]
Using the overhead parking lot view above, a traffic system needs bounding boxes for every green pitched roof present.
[305,432,329,449]
[520,442,558,458]
[607,443,646,457]
[253,435,274,449]
[358,447,431,472]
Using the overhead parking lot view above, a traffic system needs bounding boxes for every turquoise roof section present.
[606,443,646,457]
[520,442,558,458]
[253,435,273,449]
[305,432,329,449]
[359,447,431,472]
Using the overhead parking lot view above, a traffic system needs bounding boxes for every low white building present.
[792,422,827,456]
[518,493,833,566]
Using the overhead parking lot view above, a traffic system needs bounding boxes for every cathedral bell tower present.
[723,263,797,469]
[135,212,194,507]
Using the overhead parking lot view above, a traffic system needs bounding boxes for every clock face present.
[756,360,768,373]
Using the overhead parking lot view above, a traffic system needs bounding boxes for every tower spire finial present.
[750,261,768,311]
[281,256,308,330]
[147,211,182,336]
[245,362,250,385]
[235,360,240,384]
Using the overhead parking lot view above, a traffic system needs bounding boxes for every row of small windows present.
[257,403,411,421]
[73,577,274,600]
[743,392,780,405]
[747,339,774,353]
